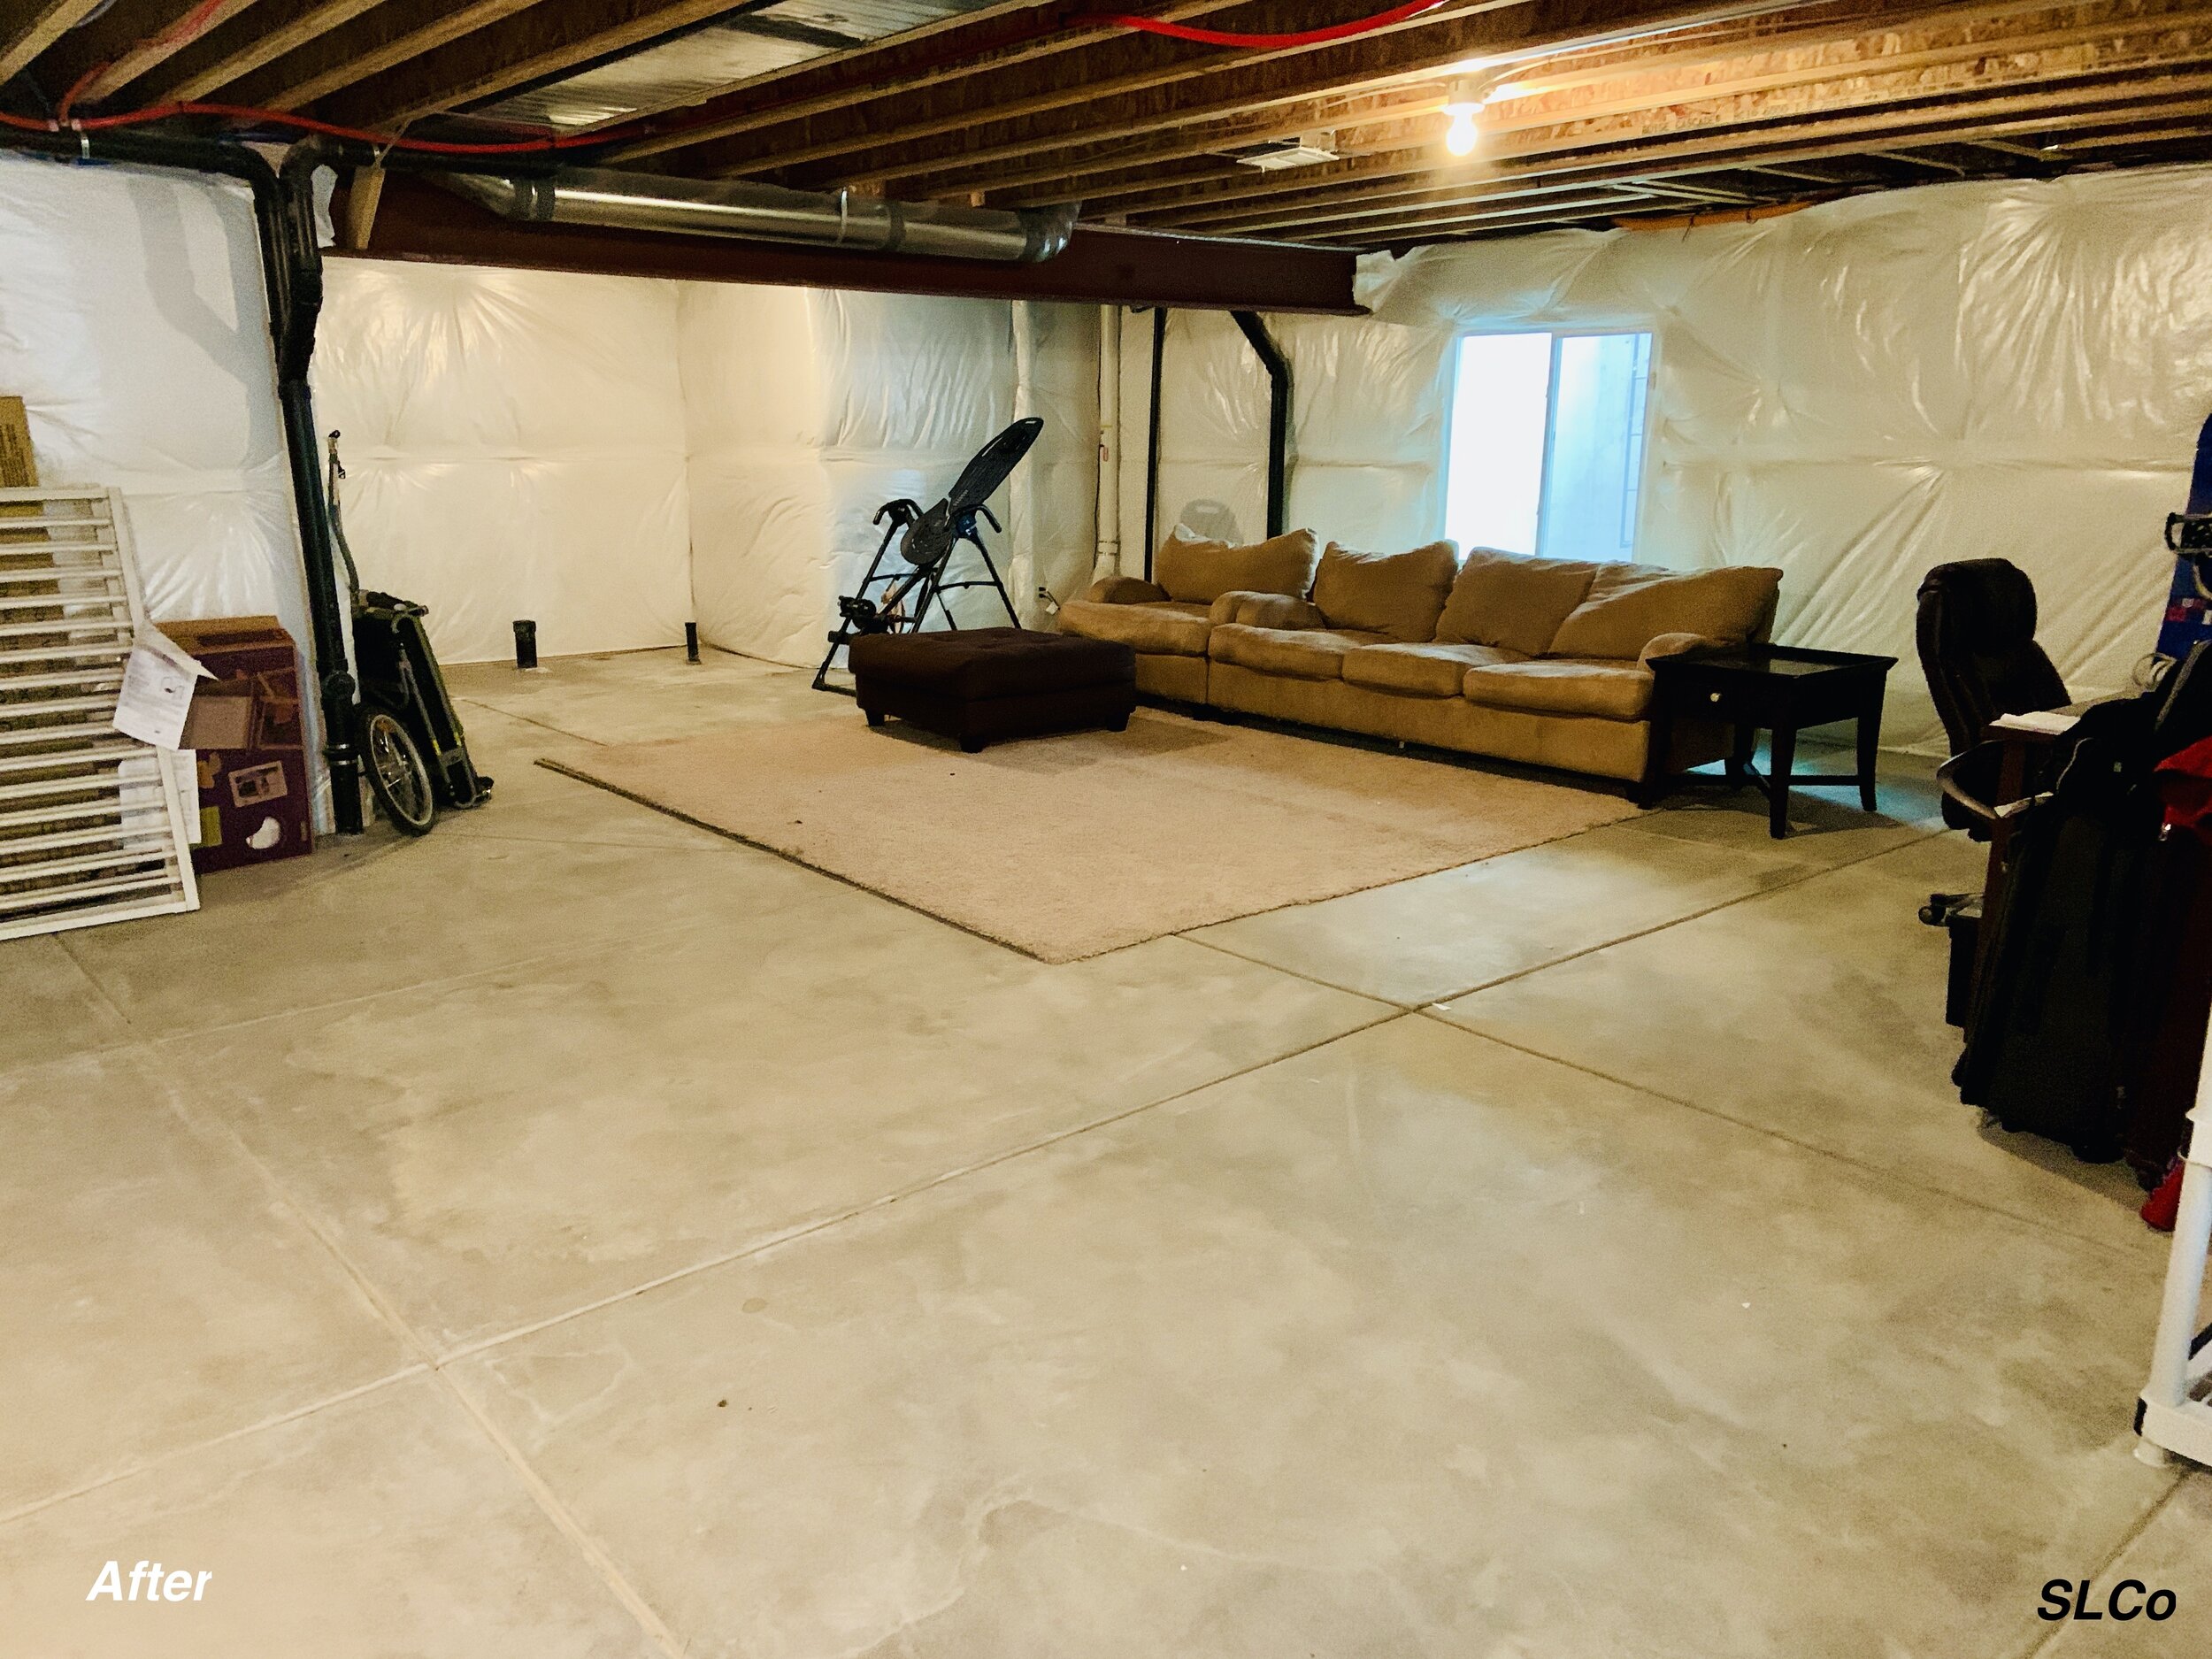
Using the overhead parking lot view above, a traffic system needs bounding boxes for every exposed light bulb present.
[1441,74,1487,157]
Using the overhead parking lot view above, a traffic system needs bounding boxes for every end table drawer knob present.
[1708,691,1722,703]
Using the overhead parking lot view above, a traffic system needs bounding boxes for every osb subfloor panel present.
[2,647,2201,1658]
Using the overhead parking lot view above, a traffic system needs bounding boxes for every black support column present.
[1231,310,1292,540]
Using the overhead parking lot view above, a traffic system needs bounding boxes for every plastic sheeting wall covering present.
[314,263,694,667]
[1121,309,1450,565]
[0,153,313,680]
[1340,165,2211,749]
[683,285,1097,666]
[0,150,333,823]
[0,146,1102,853]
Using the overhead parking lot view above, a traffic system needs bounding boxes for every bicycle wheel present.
[363,709,436,835]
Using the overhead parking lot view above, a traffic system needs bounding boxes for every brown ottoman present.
[848,627,1137,751]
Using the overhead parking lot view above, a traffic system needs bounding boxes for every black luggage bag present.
[1955,647,2212,1160]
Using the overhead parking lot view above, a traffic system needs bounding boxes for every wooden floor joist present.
[7,0,2212,250]
[0,0,104,86]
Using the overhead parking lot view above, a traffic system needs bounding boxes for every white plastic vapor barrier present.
[684,286,1098,666]
[314,260,694,666]
[1348,165,2212,749]
[0,150,329,822]
[0,152,312,657]
[1120,308,1451,573]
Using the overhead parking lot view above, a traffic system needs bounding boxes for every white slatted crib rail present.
[0,486,199,941]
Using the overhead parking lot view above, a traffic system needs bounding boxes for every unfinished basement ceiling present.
[8,0,2212,247]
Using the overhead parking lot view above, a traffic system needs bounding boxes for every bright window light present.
[1444,329,1654,562]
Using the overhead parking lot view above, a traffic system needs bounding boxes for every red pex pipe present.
[1069,1,1451,49]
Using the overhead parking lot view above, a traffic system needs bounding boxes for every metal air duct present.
[438,167,1078,264]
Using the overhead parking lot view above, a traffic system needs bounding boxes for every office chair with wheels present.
[1916,558,2070,836]
[1913,559,2073,971]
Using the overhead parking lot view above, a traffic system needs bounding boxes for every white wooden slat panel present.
[0,487,197,937]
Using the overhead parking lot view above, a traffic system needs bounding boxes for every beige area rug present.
[546,710,1641,962]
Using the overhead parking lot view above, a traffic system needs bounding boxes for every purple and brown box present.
[157,617,314,874]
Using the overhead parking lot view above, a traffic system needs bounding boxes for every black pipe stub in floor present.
[686,621,701,664]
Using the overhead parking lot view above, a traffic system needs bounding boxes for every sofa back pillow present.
[1435,549,1601,656]
[1154,526,1320,605]
[1546,563,1783,660]
[1311,540,1460,642]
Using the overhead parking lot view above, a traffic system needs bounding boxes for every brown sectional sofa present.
[1056,526,1783,792]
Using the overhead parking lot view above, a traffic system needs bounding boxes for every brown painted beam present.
[342,172,1361,311]
[0,0,105,87]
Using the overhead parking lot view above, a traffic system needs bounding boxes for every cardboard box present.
[158,617,315,874]
[0,396,34,488]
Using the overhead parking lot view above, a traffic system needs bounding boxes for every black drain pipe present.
[0,128,365,832]
[1141,306,1167,580]
[1231,310,1292,540]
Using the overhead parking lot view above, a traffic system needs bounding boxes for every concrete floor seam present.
[1420,822,1945,1002]
[425,1367,693,1659]
[1179,820,1945,1010]
[111,909,714,1058]
[2011,1476,2193,1659]
[48,936,134,1033]
[1423,1011,2158,1269]
[0,1364,433,1531]
[12,653,2179,1655]
[156,1031,695,1658]
[453,696,615,747]
[434,1005,1414,1368]
[1178,930,1430,1010]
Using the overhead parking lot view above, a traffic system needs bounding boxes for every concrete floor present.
[2,646,2203,1657]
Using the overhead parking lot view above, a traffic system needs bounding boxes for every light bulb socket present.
[1442,75,1489,118]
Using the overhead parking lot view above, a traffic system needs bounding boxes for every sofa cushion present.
[1310,539,1460,642]
[1057,598,1212,657]
[1210,590,1328,629]
[1209,622,1386,680]
[1343,641,1527,698]
[1435,548,1601,655]
[1083,575,1169,604]
[1154,526,1320,605]
[1547,564,1783,661]
[1460,657,1656,721]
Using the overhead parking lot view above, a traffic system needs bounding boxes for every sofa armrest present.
[1640,631,1722,667]
[1210,590,1328,628]
[1084,575,1171,605]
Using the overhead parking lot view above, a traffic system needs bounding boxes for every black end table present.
[1641,644,1898,836]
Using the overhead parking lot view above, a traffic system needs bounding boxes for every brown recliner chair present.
[1915,558,2070,837]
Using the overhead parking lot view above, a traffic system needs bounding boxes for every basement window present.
[1443,329,1655,562]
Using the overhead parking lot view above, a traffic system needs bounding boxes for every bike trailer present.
[352,591,491,810]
